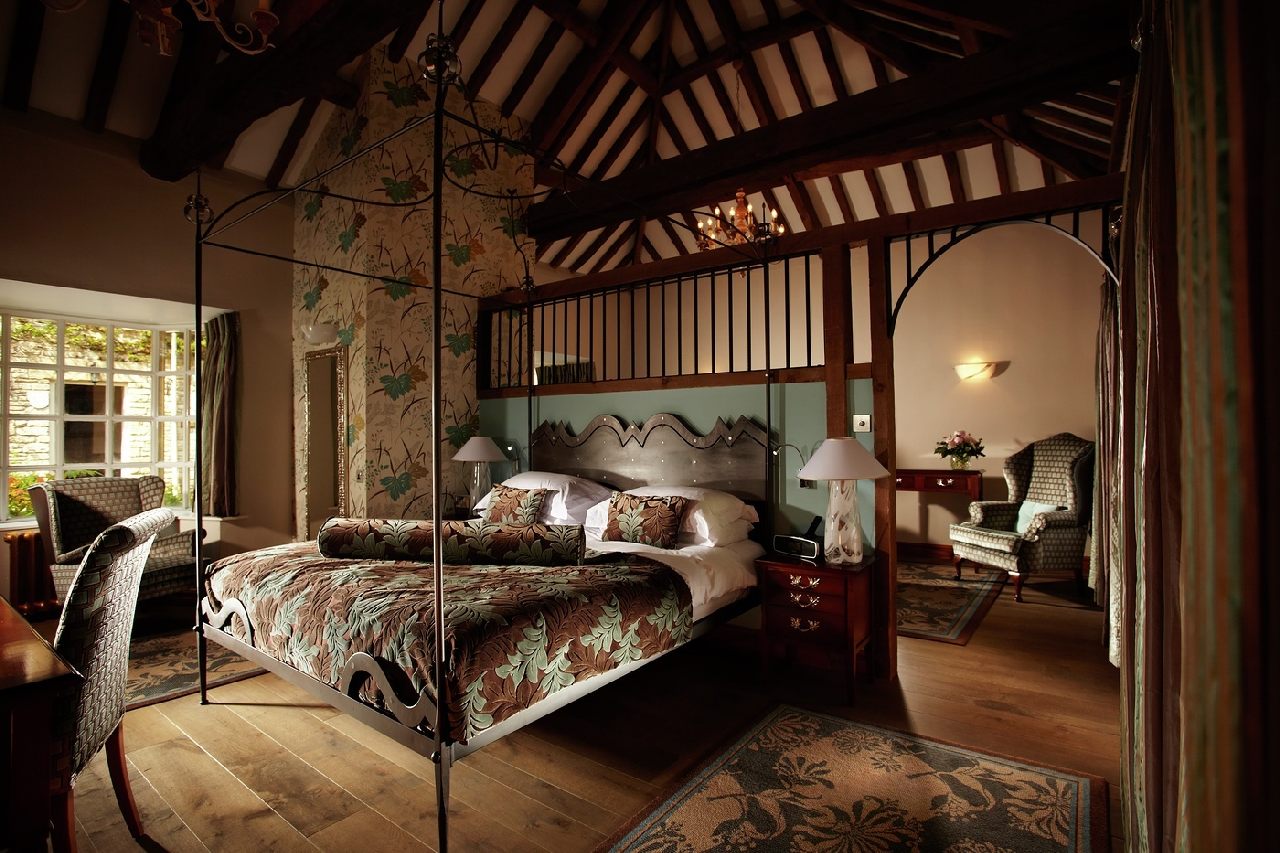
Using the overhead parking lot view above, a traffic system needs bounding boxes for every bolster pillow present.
[317,518,585,566]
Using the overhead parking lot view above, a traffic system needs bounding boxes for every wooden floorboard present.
[70,568,1122,851]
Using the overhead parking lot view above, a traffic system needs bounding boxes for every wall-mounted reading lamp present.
[772,443,817,489]
[954,361,996,382]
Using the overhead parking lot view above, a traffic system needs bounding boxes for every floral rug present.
[606,706,1108,853]
[896,561,1006,645]
[125,630,262,710]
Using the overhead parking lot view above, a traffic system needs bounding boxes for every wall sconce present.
[302,323,339,346]
[502,442,523,474]
[954,362,996,382]
[772,443,817,489]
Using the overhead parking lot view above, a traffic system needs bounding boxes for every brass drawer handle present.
[788,574,821,589]
[789,617,821,633]
[789,592,821,608]
[936,478,954,487]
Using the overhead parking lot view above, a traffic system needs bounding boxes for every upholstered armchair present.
[30,476,198,606]
[949,433,1095,602]
[49,507,175,852]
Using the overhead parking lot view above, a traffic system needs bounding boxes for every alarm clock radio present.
[773,516,822,561]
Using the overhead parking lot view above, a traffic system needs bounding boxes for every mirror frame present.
[303,346,347,521]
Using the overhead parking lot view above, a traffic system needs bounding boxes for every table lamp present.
[797,437,890,564]
[452,436,506,509]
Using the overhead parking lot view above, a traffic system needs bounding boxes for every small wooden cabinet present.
[756,554,873,703]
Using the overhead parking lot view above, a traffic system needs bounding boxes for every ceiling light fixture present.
[43,0,278,57]
[695,188,785,251]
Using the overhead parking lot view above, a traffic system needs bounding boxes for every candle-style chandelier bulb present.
[693,187,783,252]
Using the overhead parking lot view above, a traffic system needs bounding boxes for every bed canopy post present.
[187,171,211,705]
[423,6,455,848]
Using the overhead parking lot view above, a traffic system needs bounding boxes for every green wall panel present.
[478,380,876,544]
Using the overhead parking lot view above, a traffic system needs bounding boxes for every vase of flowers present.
[935,430,985,470]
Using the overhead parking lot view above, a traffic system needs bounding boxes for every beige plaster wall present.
[856,218,1103,544]
[0,112,295,596]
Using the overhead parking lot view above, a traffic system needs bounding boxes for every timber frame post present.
[866,235,897,679]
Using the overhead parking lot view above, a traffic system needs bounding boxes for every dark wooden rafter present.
[1108,77,1133,171]
[631,0,678,267]
[1025,103,1113,141]
[82,0,133,132]
[266,96,321,189]
[502,23,563,117]
[1050,92,1117,121]
[813,26,860,223]
[1041,158,1057,186]
[862,0,1030,36]
[677,86,719,146]
[992,140,1012,195]
[467,0,534,100]
[585,221,638,273]
[672,3,744,137]
[386,2,433,63]
[529,0,659,93]
[858,10,964,57]
[529,0,658,155]
[941,150,966,202]
[528,5,1133,241]
[141,0,411,180]
[865,169,889,216]
[662,11,825,93]
[902,160,926,210]
[3,0,45,112]
[1029,118,1112,160]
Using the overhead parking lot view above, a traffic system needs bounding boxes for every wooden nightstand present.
[756,553,873,703]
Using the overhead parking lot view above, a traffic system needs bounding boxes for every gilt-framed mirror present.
[304,347,347,538]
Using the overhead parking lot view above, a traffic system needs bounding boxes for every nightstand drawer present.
[764,586,845,616]
[765,606,845,641]
[918,473,969,493]
[762,565,836,595]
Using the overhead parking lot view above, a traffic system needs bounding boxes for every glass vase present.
[949,456,971,470]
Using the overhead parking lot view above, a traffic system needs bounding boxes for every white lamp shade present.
[797,437,889,481]
[452,436,506,462]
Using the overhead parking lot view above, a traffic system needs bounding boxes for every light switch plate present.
[853,414,872,432]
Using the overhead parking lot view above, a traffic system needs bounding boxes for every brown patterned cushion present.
[316,518,585,566]
[601,492,689,549]
[482,484,550,525]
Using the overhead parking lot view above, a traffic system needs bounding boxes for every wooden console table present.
[1,594,81,851]
[895,468,983,502]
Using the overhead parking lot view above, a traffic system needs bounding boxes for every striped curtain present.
[1108,0,1266,849]
[201,312,239,517]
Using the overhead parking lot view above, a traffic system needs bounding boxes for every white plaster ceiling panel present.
[847,172,878,222]
[655,121,678,160]
[877,165,912,215]
[735,0,769,30]
[569,76,642,176]
[756,45,800,118]
[225,98,301,180]
[1010,144,1050,192]
[475,11,550,109]
[662,89,699,149]
[456,0,515,86]
[568,226,608,270]
[283,101,336,187]
[688,3,722,52]
[810,177,845,225]
[512,28,580,122]
[791,32,833,105]
[687,77,728,143]
[715,65,760,131]
[914,155,952,206]
[601,119,646,180]
[832,32,877,95]
[959,145,1000,200]
[104,19,176,138]
[28,0,108,121]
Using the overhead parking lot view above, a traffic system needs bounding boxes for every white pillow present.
[625,485,758,526]
[679,517,754,547]
[1015,500,1063,534]
[473,471,611,524]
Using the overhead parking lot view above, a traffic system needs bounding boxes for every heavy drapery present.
[1106,0,1269,849]
[201,312,239,517]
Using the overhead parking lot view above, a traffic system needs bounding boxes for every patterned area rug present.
[607,705,1108,853]
[126,630,262,710]
[897,561,1006,644]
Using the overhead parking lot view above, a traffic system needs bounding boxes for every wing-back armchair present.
[30,476,197,606]
[948,433,1095,602]
[50,507,175,852]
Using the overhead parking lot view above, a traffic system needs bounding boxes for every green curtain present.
[201,312,239,517]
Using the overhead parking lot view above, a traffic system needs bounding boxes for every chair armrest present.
[969,501,1019,530]
[150,530,195,561]
[54,545,88,566]
[1026,510,1080,538]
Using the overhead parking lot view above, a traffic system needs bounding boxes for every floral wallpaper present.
[293,48,534,538]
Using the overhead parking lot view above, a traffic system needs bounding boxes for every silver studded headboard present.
[529,413,770,503]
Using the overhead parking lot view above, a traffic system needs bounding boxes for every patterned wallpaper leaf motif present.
[446,333,471,356]
[382,177,417,202]
[302,187,327,222]
[446,419,478,449]
[383,277,412,300]
[445,242,471,266]
[380,373,413,399]
[339,116,367,157]
[381,471,413,500]
[500,215,526,238]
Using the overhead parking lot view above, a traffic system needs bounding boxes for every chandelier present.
[42,1,278,57]
[695,188,785,251]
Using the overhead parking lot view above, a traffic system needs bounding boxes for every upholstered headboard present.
[529,413,771,504]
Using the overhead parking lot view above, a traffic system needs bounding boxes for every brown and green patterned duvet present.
[204,542,692,742]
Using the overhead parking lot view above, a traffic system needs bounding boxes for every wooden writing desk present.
[1,594,80,852]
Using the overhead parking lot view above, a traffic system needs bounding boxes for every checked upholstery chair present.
[31,476,197,607]
[949,433,1095,602]
[49,508,175,853]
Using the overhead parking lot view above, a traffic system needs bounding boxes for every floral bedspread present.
[204,542,692,742]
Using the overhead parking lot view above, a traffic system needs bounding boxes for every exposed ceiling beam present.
[502,24,563,116]
[2,0,44,112]
[82,0,132,132]
[140,0,408,181]
[386,2,433,63]
[661,11,825,93]
[791,125,997,181]
[467,0,534,100]
[529,0,660,94]
[528,6,1131,241]
[266,96,320,189]
[851,0,1034,36]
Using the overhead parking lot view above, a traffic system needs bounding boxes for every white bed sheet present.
[586,537,763,621]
